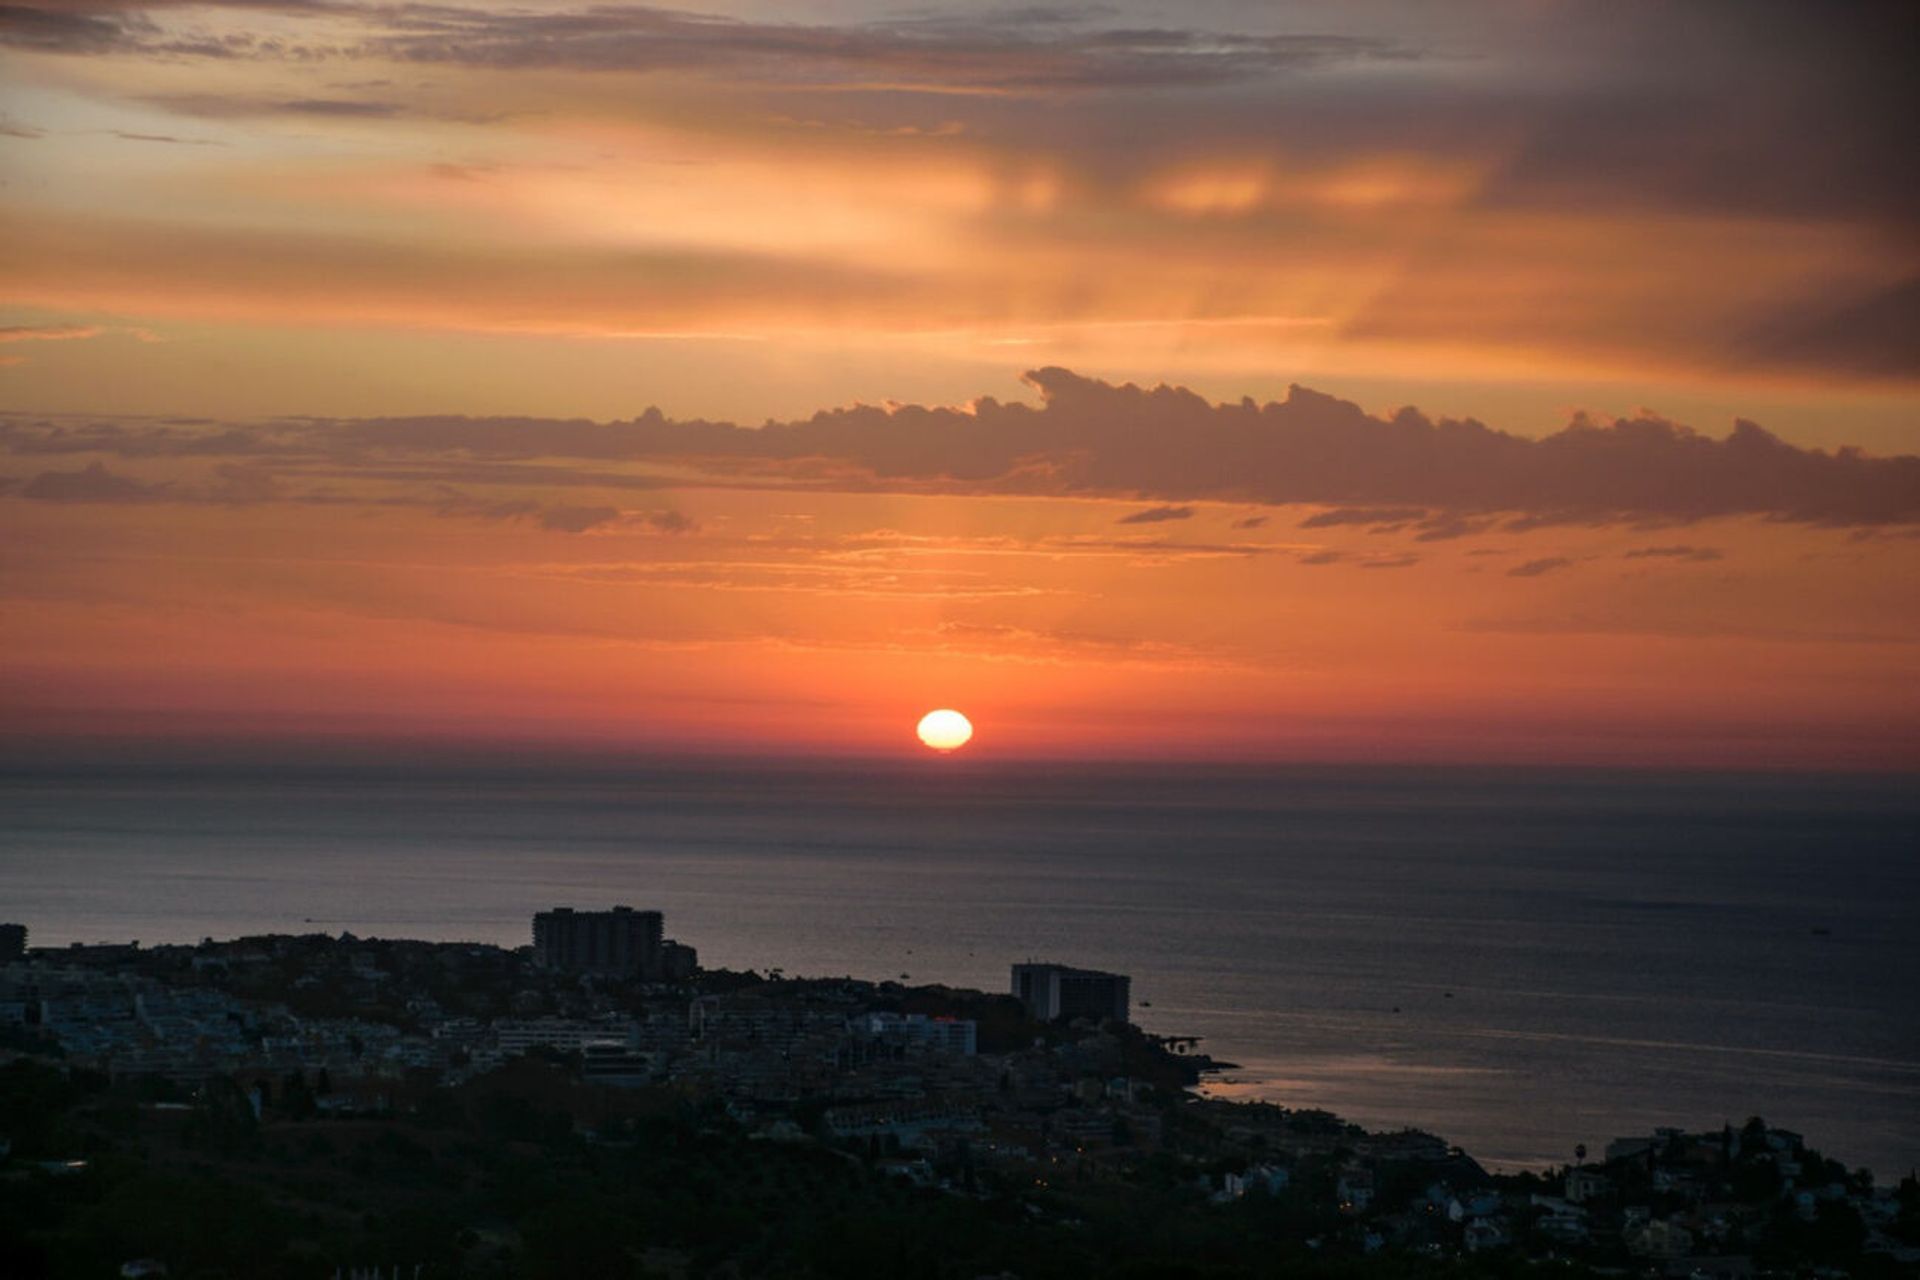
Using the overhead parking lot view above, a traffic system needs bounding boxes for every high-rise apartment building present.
[1011,962,1130,1025]
[532,906,663,977]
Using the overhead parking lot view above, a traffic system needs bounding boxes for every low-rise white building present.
[494,1017,636,1056]
[859,1012,977,1056]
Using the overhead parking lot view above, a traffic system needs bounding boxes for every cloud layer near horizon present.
[6,369,1915,526]
[5,375,1915,771]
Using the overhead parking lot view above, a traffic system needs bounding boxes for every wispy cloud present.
[1116,504,1194,525]
[0,2,1406,92]
[19,459,165,502]
[0,324,106,343]
[1623,545,1723,562]
[0,324,159,362]
[1507,556,1573,578]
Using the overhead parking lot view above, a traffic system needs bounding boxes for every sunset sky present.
[2,1,1916,767]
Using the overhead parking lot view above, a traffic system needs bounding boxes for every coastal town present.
[1,912,1914,1279]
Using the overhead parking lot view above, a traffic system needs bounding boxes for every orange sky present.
[2,2,1916,767]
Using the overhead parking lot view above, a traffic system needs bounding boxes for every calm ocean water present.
[2,761,1916,1176]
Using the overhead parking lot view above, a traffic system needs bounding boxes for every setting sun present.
[916,709,974,753]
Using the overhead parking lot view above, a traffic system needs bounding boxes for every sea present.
[2,760,1916,1177]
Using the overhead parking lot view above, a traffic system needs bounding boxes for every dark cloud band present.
[6,368,1915,526]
